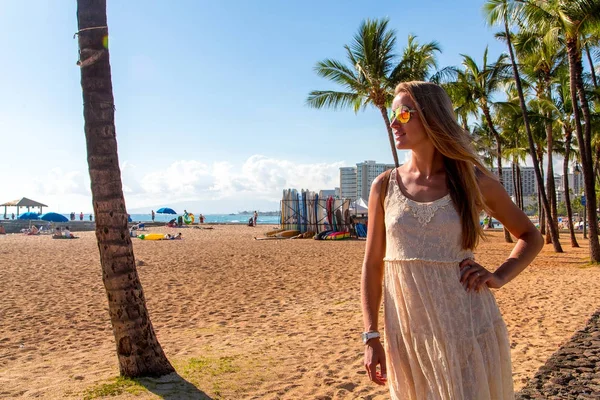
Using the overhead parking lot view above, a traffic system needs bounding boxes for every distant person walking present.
[79,212,84,221]
[89,214,93,221]
[11,213,15,220]
[151,210,155,222]
[253,211,258,226]
[199,214,205,224]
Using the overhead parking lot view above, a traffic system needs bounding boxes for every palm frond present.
[305,90,365,112]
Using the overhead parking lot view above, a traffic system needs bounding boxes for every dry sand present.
[0,226,599,399]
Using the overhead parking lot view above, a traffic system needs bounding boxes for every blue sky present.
[0,0,507,213]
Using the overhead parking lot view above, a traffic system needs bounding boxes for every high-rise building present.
[556,167,585,202]
[492,165,586,206]
[340,167,357,201]
[319,189,336,199]
[490,166,537,197]
[356,160,396,201]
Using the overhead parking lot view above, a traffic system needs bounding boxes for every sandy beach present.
[1,226,599,399]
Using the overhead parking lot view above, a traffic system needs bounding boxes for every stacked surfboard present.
[277,189,351,240]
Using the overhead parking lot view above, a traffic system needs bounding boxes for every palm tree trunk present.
[512,162,518,204]
[537,149,551,243]
[378,106,400,168]
[482,107,512,243]
[76,0,174,377]
[503,19,562,252]
[545,105,559,241]
[595,147,600,187]
[585,43,598,89]
[516,164,523,209]
[567,39,600,262]
[540,193,546,235]
[563,130,579,248]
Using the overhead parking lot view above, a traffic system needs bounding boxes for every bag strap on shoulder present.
[379,168,393,211]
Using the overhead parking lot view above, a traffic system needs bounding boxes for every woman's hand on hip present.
[364,338,387,385]
[460,258,504,292]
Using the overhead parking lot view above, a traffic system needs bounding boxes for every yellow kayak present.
[138,233,165,240]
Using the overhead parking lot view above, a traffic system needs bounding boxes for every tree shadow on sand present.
[136,372,213,399]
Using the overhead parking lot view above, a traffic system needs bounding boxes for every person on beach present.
[79,212,83,221]
[62,226,74,238]
[89,214,93,221]
[361,81,543,399]
[253,211,258,226]
[151,210,155,222]
[11,213,14,220]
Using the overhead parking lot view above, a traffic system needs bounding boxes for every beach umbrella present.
[156,207,177,214]
[40,212,68,223]
[18,212,40,220]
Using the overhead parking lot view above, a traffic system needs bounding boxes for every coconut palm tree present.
[307,19,442,168]
[552,69,580,246]
[513,30,566,241]
[484,0,564,253]
[520,0,600,261]
[456,49,514,242]
[76,0,174,377]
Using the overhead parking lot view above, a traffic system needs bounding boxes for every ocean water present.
[51,213,280,225]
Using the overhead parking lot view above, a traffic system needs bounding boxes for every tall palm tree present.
[520,0,600,261]
[307,19,442,168]
[457,49,514,242]
[484,0,564,252]
[76,0,174,377]
[513,30,566,242]
[553,69,580,246]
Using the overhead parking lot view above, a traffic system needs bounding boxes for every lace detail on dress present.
[383,168,473,262]
[400,193,452,225]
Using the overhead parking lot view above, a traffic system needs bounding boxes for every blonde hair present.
[394,81,493,249]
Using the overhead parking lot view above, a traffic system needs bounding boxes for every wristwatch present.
[361,331,380,344]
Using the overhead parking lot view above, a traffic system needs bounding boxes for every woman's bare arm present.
[462,173,543,290]
[361,173,387,332]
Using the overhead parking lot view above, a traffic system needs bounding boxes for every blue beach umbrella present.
[18,212,40,220]
[156,207,177,214]
[40,212,69,223]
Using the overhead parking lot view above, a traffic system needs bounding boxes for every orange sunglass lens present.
[398,109,411,123]
[390,107,411,123]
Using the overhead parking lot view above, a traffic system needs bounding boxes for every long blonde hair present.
[394,81,493,249]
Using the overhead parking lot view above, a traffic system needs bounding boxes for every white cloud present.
[35,168,90,196]
[1,156,345,213]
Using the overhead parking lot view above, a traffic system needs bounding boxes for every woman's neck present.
[407,147,444,178]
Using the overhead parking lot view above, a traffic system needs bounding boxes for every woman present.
[361,81,543,399]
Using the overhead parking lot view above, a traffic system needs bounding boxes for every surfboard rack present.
[280,196,351,234]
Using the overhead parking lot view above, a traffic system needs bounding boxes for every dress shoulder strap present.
[380,168,393,211]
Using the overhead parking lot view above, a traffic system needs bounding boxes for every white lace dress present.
[383,169,514,400]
